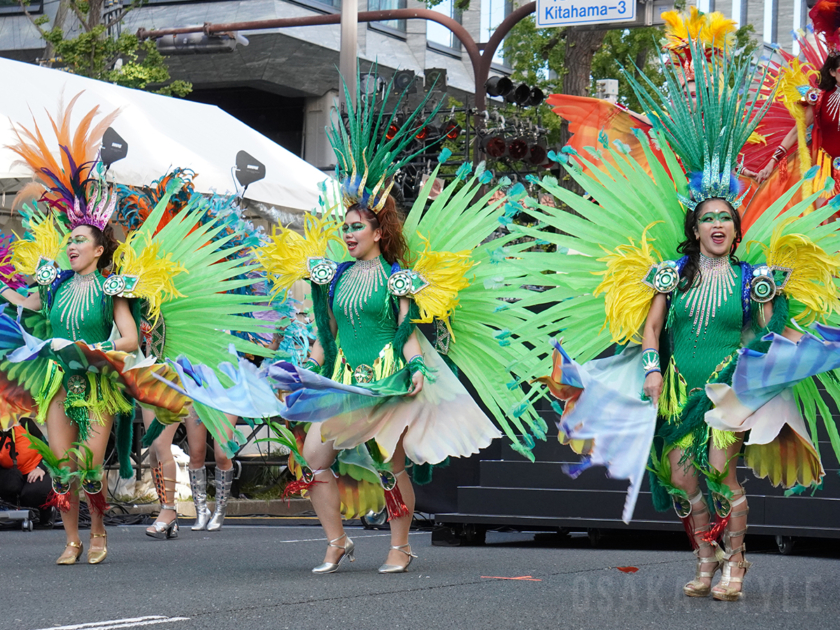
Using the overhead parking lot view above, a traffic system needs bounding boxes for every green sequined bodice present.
[333,256,397,368]
[48,271,112,344]
[670,256,743,392]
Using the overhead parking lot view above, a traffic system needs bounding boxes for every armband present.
[92,341,115,353]
[304,357,321,374]
[771,146,787,163]
[642,348,660,377]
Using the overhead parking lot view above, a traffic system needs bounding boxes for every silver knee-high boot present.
[207,467,234,532]
[189,467,212,531]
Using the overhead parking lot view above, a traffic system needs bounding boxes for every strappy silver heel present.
[378,543,417,574]
[312,533,356,574]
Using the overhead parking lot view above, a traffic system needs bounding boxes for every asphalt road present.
[3,523,840,630]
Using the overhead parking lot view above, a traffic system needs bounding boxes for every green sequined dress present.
[660,254,751,456]
[37,271,132,438]
[330,255,403,384]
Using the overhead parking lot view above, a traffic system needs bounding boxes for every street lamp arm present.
[136,9,483,84]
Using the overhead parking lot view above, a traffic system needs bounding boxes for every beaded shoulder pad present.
[748,263,793,303]
[641,259,680,294]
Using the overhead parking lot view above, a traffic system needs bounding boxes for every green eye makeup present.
[66,236,91,246]
[342,222,367,234]
[698,211,733,224]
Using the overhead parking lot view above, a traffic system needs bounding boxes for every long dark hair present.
[676,198,742,292]
[346,195,409,267]
[819,54,840,91]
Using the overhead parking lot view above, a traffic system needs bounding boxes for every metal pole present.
[339,0,359,109]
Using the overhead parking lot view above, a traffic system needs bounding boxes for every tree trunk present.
[44,0,69,60]
[559,27,606,147]
[558,28,606,198]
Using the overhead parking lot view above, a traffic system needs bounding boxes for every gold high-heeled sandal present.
[56,541,83,565]
[88,532,108,565]
[312,533,356,574]
[713,491,750,602]
[378,544,417,574]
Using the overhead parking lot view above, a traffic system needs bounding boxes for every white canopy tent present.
[0,57,329,214]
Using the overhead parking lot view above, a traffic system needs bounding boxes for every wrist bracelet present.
[407,355,426,376]
[771,146,787,162]
[642,348,660,377]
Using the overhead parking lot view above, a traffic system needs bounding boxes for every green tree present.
[16,0,191,96]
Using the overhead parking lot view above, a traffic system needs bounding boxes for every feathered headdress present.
[115,168,197,234]
[326,67,442,214]
[7,92,120,231]
[660,7,737,80]
[625,37,772,211]
[810,0,840,54]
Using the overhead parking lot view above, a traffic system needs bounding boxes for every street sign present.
[536,0,636,28]
[535,0,671,29]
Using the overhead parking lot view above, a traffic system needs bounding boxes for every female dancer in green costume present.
[304,195,426,574]
[641,199,792,600]
[1,222,136,565]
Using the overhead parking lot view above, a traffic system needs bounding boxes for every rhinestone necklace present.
[683,253,736,337]
[334,257,386,336]
[827,86,840,132]
[56,272,101,341]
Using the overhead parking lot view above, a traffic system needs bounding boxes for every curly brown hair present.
[347,195,409,267]
[81,224,119,271]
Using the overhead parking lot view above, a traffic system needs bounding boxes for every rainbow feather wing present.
[402,162,551,460]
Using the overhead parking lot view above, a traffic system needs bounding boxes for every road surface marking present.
[33,616,190,630]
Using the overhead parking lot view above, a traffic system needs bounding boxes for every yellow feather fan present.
[256,212,342,299]
[112,232,186,325]
[11,214,64,276]
[662,7,735,55]
[409,234,474,339]
[751,219,840,325]
[593,223,663,345]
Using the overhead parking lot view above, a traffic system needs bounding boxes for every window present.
[0,0,42,14]
[427,0,460,50]
[369,0,407,32]
[480,0,512,66]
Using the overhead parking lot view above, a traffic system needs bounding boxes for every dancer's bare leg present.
[81,414,115,555]
[142,407,179,528]
[668,448,716,592]
[46,389,81,561]
[384,434,415,568]
[302,425,344,564]
[709,435,748,597]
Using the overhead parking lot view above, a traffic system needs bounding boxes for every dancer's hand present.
[643,371,662,407]
[27,466,45,483]
[407,371,424,397]
[755,162,775,184]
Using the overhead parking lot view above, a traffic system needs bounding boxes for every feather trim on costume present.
[404,234,474,338]
[0,235,26,290]
[10,213,65,276]
[256,213,342,298]
[593,223,662,345]
[111,232,186,325]
[748,218,840,325]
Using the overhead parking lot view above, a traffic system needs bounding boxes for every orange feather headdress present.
[6,92,120,230]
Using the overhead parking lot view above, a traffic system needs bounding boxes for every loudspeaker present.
[235,151,266,188]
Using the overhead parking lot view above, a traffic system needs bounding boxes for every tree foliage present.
[17,0,191,96]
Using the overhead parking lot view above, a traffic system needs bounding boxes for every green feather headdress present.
[326,66,443,214]
[622,38,775,210]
